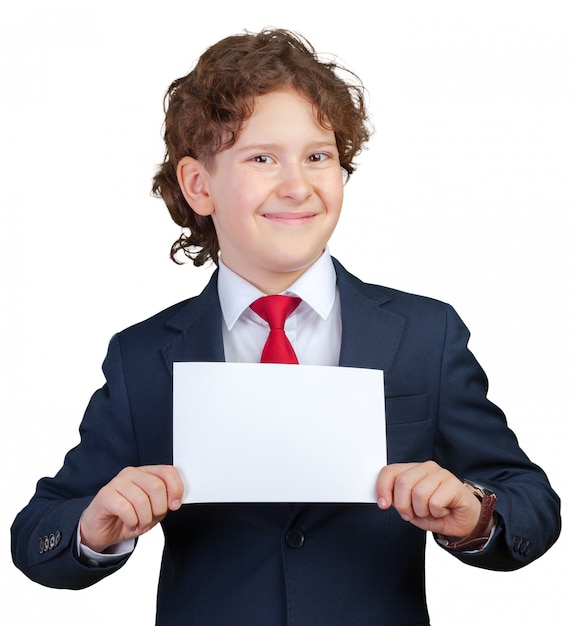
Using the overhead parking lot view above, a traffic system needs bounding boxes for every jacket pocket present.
[385,394,433,463]
[385,394,430,425]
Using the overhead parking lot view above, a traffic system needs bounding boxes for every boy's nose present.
[276,164,312,202]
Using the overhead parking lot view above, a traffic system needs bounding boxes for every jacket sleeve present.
[433,304,561,570]
[11,334,140,589]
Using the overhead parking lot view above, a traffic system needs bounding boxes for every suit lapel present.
[159,260,405,373]
[160,270,225,368]
[334,259,405,373]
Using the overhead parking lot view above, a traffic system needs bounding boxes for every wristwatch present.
[437,480,497,552]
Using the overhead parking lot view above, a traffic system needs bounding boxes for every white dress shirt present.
[219,249,341,366]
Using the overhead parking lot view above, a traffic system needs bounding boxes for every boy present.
[11,28,560,625]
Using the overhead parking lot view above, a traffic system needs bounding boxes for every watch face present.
[464,479,495,498]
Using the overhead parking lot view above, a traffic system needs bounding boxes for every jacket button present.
[513,536,523,553]
[285,528,305,549]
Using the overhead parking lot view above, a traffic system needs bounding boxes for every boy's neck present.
[233,269,307,295]
[219,253,327,295]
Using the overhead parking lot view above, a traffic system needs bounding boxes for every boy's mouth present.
[262,211,318,225]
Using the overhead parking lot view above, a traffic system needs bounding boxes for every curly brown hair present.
[152,28,371,266]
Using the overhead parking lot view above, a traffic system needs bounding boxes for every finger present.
[376,463,417,509]
[139,465,185,511]
[409,478,440,520]
[114,478,156,530]
[91,481,140,531]
[424,479,461,520]
[392,470,419,521]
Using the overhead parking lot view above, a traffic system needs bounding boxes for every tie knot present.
[250,295,302,330]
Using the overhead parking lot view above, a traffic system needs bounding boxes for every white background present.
[1,1,570,623]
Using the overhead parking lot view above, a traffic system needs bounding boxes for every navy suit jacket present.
[11,259,561,625]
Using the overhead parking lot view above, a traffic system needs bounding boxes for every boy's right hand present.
[79,465,184,554]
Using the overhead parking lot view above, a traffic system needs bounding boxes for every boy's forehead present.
[234,90,334,143]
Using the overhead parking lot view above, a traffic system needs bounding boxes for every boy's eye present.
[307,152,329,163]
[251,155,273,164]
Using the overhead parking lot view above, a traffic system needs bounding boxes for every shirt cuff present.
[76,524,135,566]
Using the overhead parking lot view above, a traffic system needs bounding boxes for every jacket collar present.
[161,270,225,368]
[333,258,405,372]
[160,258,405,373]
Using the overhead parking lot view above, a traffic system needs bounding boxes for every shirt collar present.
[218,249,337,330]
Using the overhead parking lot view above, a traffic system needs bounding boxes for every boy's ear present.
[176,156,215,216]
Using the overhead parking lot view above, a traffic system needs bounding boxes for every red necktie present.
[250,295,302,364]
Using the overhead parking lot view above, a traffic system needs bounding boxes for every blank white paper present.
[173,362,386,503]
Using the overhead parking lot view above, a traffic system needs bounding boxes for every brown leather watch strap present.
[437,481,497,552]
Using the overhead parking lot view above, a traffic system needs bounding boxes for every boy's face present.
[180,89,344,293]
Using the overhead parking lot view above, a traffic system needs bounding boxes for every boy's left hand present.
[376,461,482,538]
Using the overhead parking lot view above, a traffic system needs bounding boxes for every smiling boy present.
[12,28,560,625]
[177,89,343,295]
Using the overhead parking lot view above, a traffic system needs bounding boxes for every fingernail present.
[377,497,387,508]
